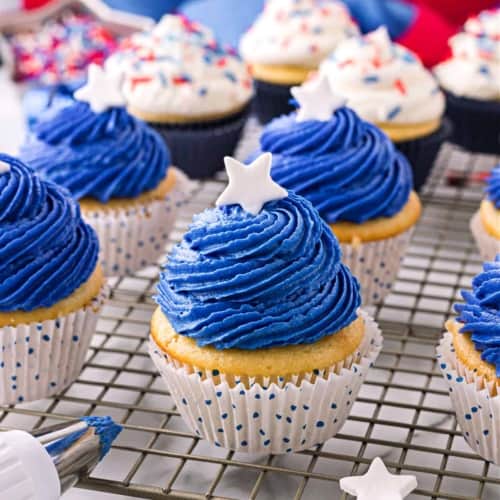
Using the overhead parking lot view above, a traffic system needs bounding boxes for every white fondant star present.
[340,458,417,500]
[0,161,10,174]
[291,74,346,122]
[215,153,287,215]
[74,64,126,113]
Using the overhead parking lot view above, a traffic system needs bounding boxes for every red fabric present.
[414,0,498,27]
[22,0,53,10]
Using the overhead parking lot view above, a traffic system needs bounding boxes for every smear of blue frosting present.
[250,107,413,224]
[155,192,361,350]
[20,101,170,203]
[487,165,500,209]
[81,416,123,459]
[0,154,99,312]
[455,255,500,376]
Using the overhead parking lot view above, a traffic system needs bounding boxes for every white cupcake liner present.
[149,310,383,454]
[0,286,108,406]
[470,211,500,262]
[83,168,193,276]
[436,332,500,464]
[340,228,414,305]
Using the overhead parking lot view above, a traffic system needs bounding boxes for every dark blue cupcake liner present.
[394,118,453,191]
[444,91,500,154]
[253,79,295,125]
[150,106,250,179]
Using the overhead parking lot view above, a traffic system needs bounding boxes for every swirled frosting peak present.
[455,255,500,376]
[434,8,500,100]
[239,0,359,67]
[487,165,500,209]
[19,100,170,202]
[252,106,413,223]
[155,192,361,350]
[320,27,445,124]
[0,154,99,312]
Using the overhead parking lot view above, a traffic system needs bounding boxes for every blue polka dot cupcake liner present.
[437,332,500,464]
[0,285,108,406]
[83,168,193,276]
[340,228,414,306]
[470,211,500,263]
[149,311,383,454]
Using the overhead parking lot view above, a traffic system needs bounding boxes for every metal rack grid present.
[1,128,500,499]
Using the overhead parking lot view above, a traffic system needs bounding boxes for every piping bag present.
[0,415,122,499]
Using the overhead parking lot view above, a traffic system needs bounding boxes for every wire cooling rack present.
[1,122,500,500]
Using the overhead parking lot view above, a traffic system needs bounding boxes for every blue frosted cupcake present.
[0,154,106,405]
[437,255,500,463]
[20,65,190,276]
[149,153,382,454]
[251,77,421,304]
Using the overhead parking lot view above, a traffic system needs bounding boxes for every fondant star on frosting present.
[216,153,287,215]
[74,64,126,113]
[340,457,417,500]
[0,161,10,174]
[291,74,346,122]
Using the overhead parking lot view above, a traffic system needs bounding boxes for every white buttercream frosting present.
[434,9,500,100]
[106,15,253,119]
[239,0,359,67]
[319,27,445,124]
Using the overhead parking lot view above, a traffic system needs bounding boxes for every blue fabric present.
[251,108,413,224]
[156,192,361,350]
[104,0,183,20]
[455,256,500,377]
[20,102,170,203]
[0,154,99,312]
[487,165,500,209]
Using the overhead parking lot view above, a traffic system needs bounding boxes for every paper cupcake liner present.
[0,286,108,406]
[253,79,295,125]
[437,332,500,464]
[470,211,500,262]
[394,118,452,192]
[149,310,382,454]
[150,107,250,180]
[444,91,500,154]
[340,228,414,306]
[83,168,192,276]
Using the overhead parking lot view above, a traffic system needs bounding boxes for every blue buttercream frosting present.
[455,255,500,377]
[487,165,500,209]
[19,101,170,203]
[0,154,99,312]
[251,107,413,224]
[155,192,361,350]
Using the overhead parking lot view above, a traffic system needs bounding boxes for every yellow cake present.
[479,199,500,239]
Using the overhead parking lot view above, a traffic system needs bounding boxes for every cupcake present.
[149,153,382,454]
[470,165,500,261]
[106,15,253,179]
[0,154,106,405]
[239,0,358,124]
[434,9,500,154]
[20,64,189,277]
[319,27,449,190]
[251,76,421,305]
[437,256,500,464]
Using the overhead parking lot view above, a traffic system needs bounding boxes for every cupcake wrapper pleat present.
[470,211,500,262]
[149,311,382,454]
[437,332,500,464]
[84,168,192,276]
[340,228,414,305]
[253,80,295,125]
[0,286,108,406]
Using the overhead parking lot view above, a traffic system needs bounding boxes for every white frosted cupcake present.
[239,0,358,123]
[434,8,500,153]
[106,14,254,178]
[20,65,189,277]
[320,27,449,189]
[0,155,106,405]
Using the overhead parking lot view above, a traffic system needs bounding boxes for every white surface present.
[0,430,60,500]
